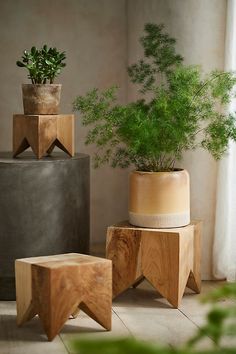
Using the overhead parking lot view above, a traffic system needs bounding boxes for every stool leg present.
[106,227,142,298]
[15,260,37,326]
[187,221,202,293]
[142,226,200,308]
[79,262,112,331]
[56,115,74,157]
[13,138,30,158]
[142,231,182,308]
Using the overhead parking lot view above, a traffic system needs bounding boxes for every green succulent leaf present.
[16,45,66,84]
[16,61,25,67]
[30,46,36,55]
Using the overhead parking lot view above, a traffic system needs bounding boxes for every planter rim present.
[22,83,62,87]
[132,168,187,175]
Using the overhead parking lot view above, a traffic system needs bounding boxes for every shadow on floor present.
[113,287,171,308]
[0,314,107,342]
[113,281,197,309]
[0,314,48,342]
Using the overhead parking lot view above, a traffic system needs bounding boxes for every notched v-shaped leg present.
[186,221,202,294]
[31,259,112,341]
[142,225,200,308]
[141,231,182,308]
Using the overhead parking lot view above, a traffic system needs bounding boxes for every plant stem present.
[190,72,227,108]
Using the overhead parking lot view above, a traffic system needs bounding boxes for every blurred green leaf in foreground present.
[72,283,236,354]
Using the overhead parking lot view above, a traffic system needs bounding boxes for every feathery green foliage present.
[73,24,236,171]
[72,282,236,354]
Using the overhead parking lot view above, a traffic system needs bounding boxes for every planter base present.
[129,170,190,228]
[129,211,190,228]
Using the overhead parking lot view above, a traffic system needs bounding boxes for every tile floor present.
[0,279,231,354]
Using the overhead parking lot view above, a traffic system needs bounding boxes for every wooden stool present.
[13,114,74,159]
[15,253,112,341]
[106,220,201,308]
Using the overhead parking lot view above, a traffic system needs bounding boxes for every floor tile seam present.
[177,308,215,345]
[112,307,134,337]
[59,333,71,354]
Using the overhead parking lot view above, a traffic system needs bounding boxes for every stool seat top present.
[16,253,109,268]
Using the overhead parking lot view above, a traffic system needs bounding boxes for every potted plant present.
[16,45,66,115]
[73,23,236,228]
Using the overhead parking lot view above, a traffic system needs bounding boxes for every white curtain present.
[213,0,236,281]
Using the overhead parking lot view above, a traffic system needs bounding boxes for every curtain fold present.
[213,0,236,281]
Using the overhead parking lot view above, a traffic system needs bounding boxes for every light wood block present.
[15,253,112,341]
[106,220,202,308]
[13,114,74,159]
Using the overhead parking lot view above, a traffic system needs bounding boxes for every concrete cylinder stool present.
[15,253,112,340]
[0,152,90,300]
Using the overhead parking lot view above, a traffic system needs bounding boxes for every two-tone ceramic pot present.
[129,169,190,228]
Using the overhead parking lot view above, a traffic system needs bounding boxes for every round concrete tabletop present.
[0,151,88,162]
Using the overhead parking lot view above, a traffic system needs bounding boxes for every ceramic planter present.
[129,169,190,228]
[22,84,61,115]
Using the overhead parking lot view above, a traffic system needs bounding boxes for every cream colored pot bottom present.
[129,211,190,228]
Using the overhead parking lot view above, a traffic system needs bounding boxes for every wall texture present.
[0,0,129,249]
[0,0,227,279]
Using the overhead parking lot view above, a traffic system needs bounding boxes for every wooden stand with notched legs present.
[106,220,202,308]
[13,114,74,159]
[15,253,112,341]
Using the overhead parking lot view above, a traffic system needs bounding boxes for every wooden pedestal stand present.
[15,253,112,341]
[13,114,74,159]
[106,220,202,308]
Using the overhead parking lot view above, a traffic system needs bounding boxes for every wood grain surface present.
[107,221,202,308]
[15,253,112,341]
[13,114,74,159]
[106,227,142,297]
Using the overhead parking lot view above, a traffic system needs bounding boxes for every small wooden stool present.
[106,220,202,308]
[15,253,112,341]
[13,114,74,159]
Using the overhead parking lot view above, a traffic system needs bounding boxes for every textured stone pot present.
[22,84,61,114]
[129,169,190,228]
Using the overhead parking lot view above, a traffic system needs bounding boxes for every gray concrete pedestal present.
[0,152,90,300]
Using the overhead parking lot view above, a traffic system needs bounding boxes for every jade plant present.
[73,23,236,172]
[16,45,66,84]
[72,282,236,354]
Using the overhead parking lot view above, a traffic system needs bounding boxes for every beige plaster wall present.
[0,0,129,246]
[127,0,227,279]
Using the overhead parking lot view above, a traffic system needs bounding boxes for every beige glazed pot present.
[22,84,61,115]
[129,169,190,228]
